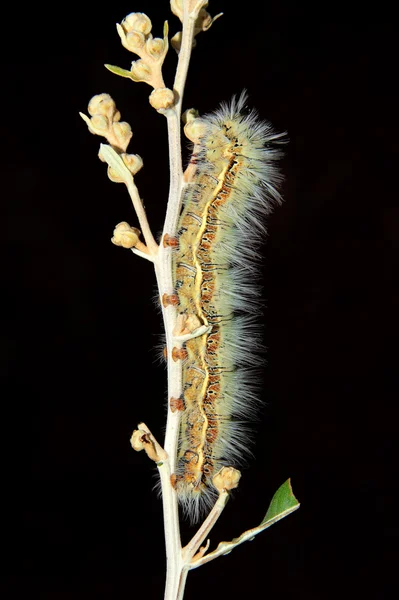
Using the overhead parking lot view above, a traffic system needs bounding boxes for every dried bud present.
[111,222,141,248]
[131,429,146,451]
[88,93,116,117]
[146,37,165,60]
[131,59,152,82]
[122,153,143,175]
[126,30,146,51]
[122,12,152,35]
[149,87,175,111]
[213,467,241,493]
[130,424,165,463]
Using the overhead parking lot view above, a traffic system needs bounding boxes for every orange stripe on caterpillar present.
[171,92,286,522]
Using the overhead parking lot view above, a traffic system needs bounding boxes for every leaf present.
[98,144,132,184]
[163,20,169,39]
[104,64,135,80]
[190,479,300,569]
[261,478,300,526]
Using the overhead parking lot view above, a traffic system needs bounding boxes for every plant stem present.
[155,4,198,599]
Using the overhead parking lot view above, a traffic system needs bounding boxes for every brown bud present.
[163,233,179,248]
[162,293,180,307]
[172,347,188,362]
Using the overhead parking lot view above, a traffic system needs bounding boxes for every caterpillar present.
[171,92,286,522]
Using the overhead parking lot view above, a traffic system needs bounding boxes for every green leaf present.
[104,64,135,80]
[262,478,300,526]
[190,479,300,568]
[163,20,169,39]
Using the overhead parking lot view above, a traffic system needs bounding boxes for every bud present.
[170,0,184,20]
[130,424,165,463]
[131,429,146,451]
[184,117,208,143]
[122,12,152,35]
[131,59,152,82]
[182,108,200,124]
[122,153,143,175]
[146,37,165,60]
[171,31,196,52]
[149,87,175,111]
[213,466,241,493]
[112,121,132,147]
[126,30,146,51]
[171,32,182,52]
[88,93,116,117]
[111,222,141,248]
[90,114,108,131]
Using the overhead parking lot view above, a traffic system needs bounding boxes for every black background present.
[1,1,397,598]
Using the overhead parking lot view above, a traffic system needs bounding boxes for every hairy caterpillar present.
[170,92,286,522]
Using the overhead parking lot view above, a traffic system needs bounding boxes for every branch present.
[99,144,158,255]
[190,479,300,569]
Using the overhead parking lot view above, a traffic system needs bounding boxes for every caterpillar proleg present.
[171,92,286,522]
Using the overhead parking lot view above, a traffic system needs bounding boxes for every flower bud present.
[171,32,182,52]
[184,117,208,143]
[146,37,165,60]
[122,153,143,175]
[122,12,152,35]
[126,30,146,51]
[149,87,175,111]
[131,59,152,81]
[107,167,124,183]
[88,93,116,117]
[112,121,132,141]
[171,31,196,52]
[90,114,108,131]
[213,467,241,493]
[170,0,184,20]
[182,108,200,124]
[111,222,141,248]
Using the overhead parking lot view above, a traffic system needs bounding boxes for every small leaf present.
[104,64,135,80]
[262,478,300,526]
[163,20,169,39]
[99,144,132,184]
